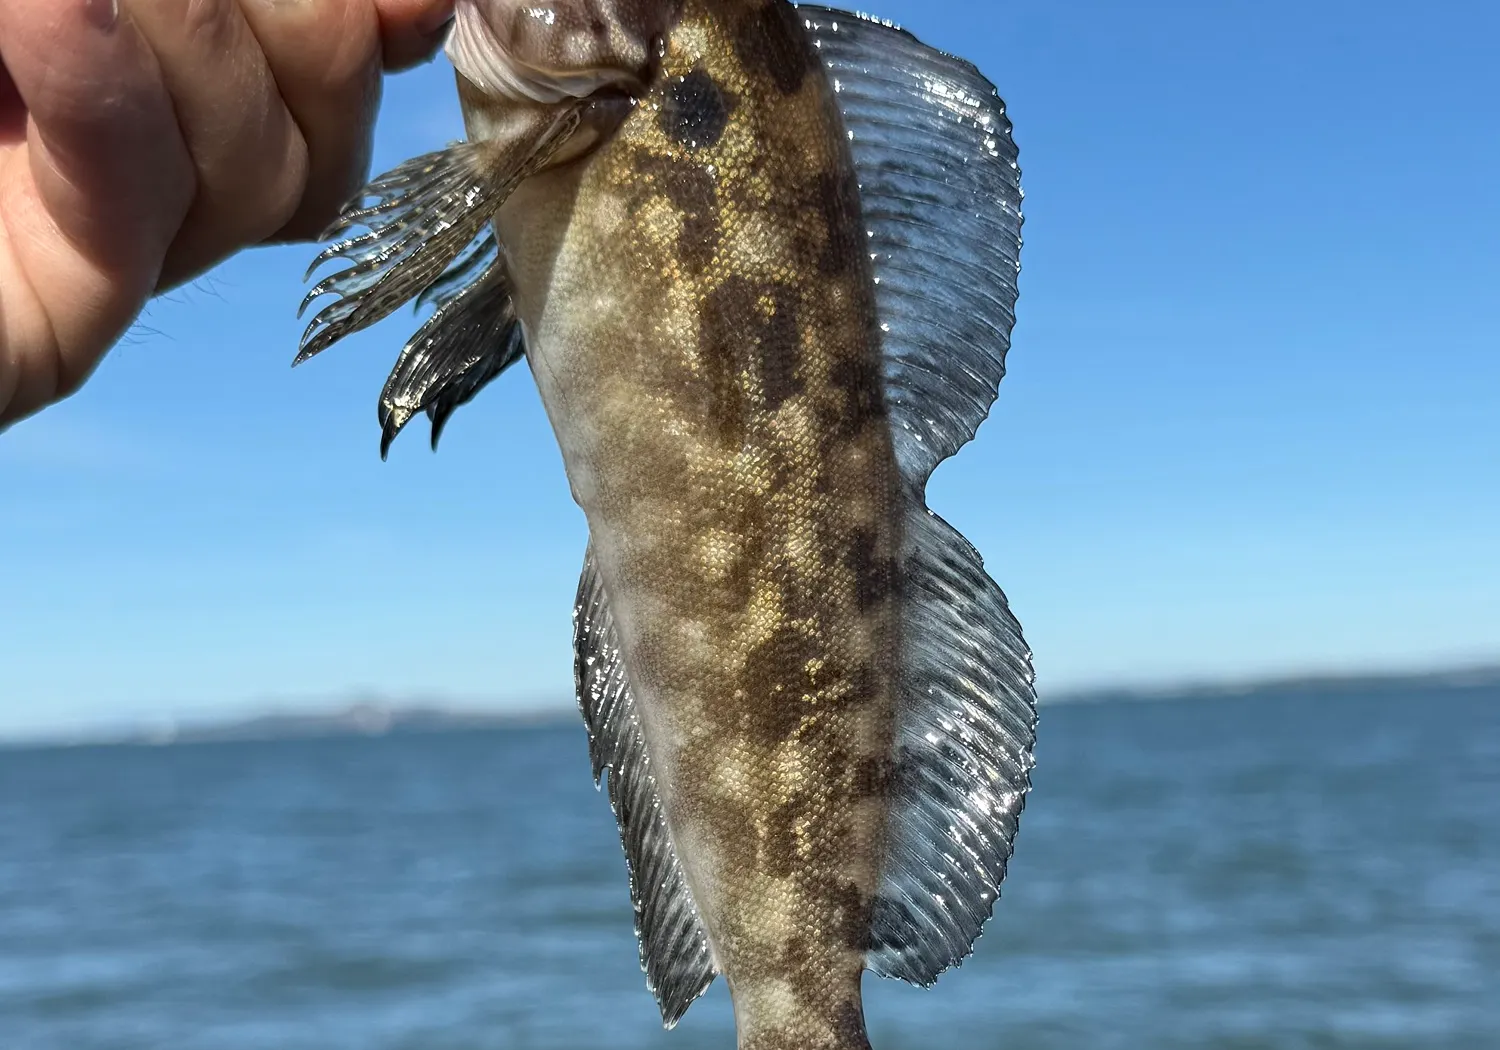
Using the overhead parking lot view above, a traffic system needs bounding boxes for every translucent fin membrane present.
[872,505,1036,984]
[417,228,501,312]
[297,108,579,364]
[799,6,1037,985]
[802,5,1024,484]
[574,551,718,1025]
[377,253,525,458]
[296,142,515,364]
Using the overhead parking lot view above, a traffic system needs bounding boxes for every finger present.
[236,0,387,242]
[376,0,455,71]
[0,0,195,417]
[0,0,194,285]
[122,0,310,288]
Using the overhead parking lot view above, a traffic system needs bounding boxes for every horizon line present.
[3,658,1496,751]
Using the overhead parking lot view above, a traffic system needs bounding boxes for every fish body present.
[297,3,1036,1048]
[480,5,900,1045]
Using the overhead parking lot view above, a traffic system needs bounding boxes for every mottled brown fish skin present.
[477,2,901,1047]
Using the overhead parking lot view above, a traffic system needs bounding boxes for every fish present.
[295,2,1036,1047]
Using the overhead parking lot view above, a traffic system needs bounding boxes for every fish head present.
[447,0,682,104]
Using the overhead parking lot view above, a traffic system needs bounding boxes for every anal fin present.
[869,503,1036,984]
[574,548,717,1025]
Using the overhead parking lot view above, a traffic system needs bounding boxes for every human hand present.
[0,0,454,428]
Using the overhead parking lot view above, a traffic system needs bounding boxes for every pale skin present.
[0,0,457,429]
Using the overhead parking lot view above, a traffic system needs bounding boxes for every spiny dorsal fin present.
[800,6,1038,985]
[574,548,717,1025]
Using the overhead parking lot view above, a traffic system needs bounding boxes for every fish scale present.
[494,7,902,1046]
[296,2,1036,1047]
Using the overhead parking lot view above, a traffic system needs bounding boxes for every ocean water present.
[2,685,1497,1049]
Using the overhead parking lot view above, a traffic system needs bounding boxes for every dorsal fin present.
[574,549,718,1024]
[800,6,1038,985]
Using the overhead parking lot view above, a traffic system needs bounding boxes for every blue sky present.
[2,0,1496,738]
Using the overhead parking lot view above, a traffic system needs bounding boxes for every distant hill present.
[146,702,570,744]
[1,701,572,751]
[1049,663,1500,705]
[5,663,1495,751]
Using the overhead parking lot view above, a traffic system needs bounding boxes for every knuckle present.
[235,115,310,243]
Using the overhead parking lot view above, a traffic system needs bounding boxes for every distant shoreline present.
[1047,662,1500,705]
[4,664,1495,753]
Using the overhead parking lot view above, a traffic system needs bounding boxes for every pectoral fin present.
[297,107,578,364]
[296,106,583,454]
[377,238,526,457]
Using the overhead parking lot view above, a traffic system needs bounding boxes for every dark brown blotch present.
[661,67,733,150]
[720,516,769,606]
[845,527,896,611]
[844,665,878,710]
[734,2,812,96]
[815,170,864,276]
[833,1002,870,1047]
[740,624,824,744]
[699,277,756,442]
[779,541,833,625]
[758,286,803,411]
[761,796,805,878]
[698,276,805,426]
[738,689,804,747]
[853,754,896,798]
[823,744,853,780]
[633,151,721,274]
[828,356,888,430]
[794,714,862,780]
[823,878,872,950]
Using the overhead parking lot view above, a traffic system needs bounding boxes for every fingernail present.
[84,0,119,31]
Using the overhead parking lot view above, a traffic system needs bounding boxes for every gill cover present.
[447,0,683,102]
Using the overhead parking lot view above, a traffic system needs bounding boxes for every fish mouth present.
[445,2,651,105]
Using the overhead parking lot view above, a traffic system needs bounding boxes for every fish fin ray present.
[800,5,1024,482]
[871,503,1037,985]
[574,548,717,1026]
[376,244,526,458]
[416,227,501,312]
[800,6,1037,984]
[296,142,510,364]
[296,107,579,366]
